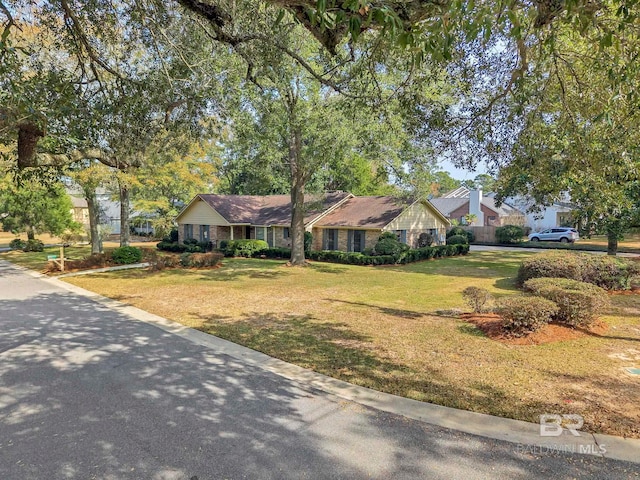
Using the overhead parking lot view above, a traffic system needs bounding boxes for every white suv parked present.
[528,227,579,243]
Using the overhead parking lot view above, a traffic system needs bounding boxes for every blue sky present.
[438,159,489,181]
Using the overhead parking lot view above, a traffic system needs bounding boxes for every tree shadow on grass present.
[193,310,565,426]
[307,263,349,274]
[494,277,519,291]
[539,370,640,437]
[325,299,425,319]
[2,262,640,477]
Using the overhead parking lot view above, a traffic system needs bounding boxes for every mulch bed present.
[460,313,609,345]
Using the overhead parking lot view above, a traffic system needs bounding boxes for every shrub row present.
[308,244,469,266]
[517,251,640,290]
[253,247,292,259]
[157,240,211,253]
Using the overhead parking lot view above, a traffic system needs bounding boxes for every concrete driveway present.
[0,261,639,479]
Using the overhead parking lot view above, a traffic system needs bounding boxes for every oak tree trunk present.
[607,228,618,256]
[85,189,103,254]
[289,126,306,266]
[119,181,130,247]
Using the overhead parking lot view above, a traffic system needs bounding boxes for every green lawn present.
[4,248,639,438]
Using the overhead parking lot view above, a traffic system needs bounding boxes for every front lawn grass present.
[0,243,155,273]
[61,252,640,438]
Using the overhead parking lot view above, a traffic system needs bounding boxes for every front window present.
[199,225,209,242]
[184,224,193,240]
[324,229,338,250]
[348,230,365,252]
[395,230,407,244]
[283,227,290,239]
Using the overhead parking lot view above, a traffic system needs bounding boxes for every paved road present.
[470,244,639,257]
[0,262,639,479]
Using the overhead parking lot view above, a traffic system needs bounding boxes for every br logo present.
[539,414,583,437]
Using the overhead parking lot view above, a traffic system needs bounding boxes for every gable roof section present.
[481,196,523,217]
[429,197,469,217]
[177,192,351,226]
[315,196,412,229]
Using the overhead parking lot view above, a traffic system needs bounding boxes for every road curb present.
[4,260,637,464]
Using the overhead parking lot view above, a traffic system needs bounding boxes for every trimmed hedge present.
[497,295,559,336]
[446,234,468,245]
[112,246,143,265]
[523,277,609,327]
[308,244,469,266]
[517,252,640,290]
[581,255,640,291]
[225,239,269,257]
[253,247,291,259]
[495,225,525,244]
[157,240,211,253]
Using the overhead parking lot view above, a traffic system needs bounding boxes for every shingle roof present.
[196,192,351,226]
[481,196,523,217]
[315,196,411,229]
[429,197,469,216]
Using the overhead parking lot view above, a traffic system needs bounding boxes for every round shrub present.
[225,239,268,257]
[9,238,25,250]
[495,225,525,244]
[523,277,609,327]
[516,252,583,287]
[462,286,492,313]
[23,239,44,252]
[447,226,475,243]
[112,246,143,265]
[497,295,558,337]
[446,234,468,245]
[374,233,409,256]
[416,232,434,248]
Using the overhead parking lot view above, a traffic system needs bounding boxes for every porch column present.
[230,226,234,240]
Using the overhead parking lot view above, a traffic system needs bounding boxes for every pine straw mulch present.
[460,313,610,346]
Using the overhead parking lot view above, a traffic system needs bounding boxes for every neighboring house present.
[176,193,450,251]
[69,195,90,228]
[65,181,154,235]
[503,195,575,231]
[431,188,525,227]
